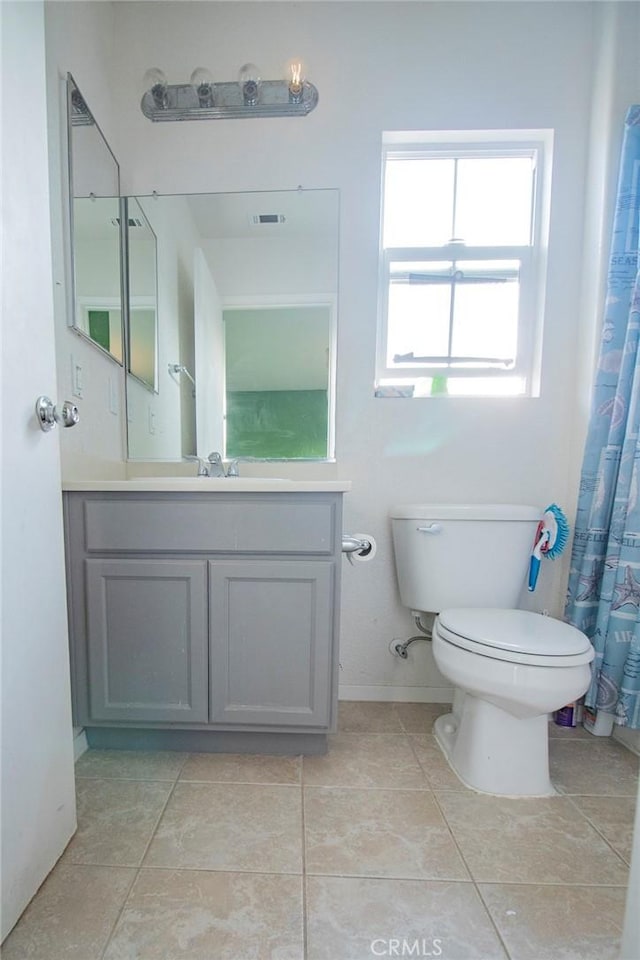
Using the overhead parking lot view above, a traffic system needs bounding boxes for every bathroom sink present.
[120,476,298,492]
[125,476,291,483]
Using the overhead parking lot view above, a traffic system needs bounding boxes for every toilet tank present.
[390,504,541,613]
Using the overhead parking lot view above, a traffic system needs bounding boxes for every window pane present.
[384,158,454,247]
[451,261,520,364]
[387,274,451,364]
[455,157,534,245]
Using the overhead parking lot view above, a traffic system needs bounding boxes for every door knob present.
[35,396,80,432]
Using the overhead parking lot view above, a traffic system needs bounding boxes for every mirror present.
[125,189,339,462]
[67,75,123,364]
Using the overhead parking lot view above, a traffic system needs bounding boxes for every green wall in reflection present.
[226,390,328,459]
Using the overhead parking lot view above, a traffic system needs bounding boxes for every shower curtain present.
[565,106,640,730]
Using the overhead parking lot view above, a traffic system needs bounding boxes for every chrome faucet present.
[184,452,225,477]
[205,452,225,477]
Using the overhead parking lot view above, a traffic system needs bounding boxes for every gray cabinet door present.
[209,561,333,727]
[86,559,208,723]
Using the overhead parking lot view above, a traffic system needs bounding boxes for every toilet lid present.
[437,608,592,657]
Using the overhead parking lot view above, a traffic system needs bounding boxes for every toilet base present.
[434,694,556,797]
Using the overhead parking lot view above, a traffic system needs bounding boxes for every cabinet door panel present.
[86,559,208,722]
[210,561,333,726]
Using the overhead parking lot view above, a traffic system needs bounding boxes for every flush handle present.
[35,396,80,432]
[417,523,443,534]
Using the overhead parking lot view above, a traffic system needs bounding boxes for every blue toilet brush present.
[528,503,570,592]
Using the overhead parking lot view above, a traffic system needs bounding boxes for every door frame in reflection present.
[222,295,337,461]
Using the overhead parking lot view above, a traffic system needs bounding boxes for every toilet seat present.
[436,608,593,667]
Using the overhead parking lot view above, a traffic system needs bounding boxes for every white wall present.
[46,0,640,698]
[204,235,338,298]
[108,0,598,697]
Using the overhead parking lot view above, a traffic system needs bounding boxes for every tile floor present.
[3,702,638,960]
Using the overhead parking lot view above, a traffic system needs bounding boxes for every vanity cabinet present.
[63,490,344,753]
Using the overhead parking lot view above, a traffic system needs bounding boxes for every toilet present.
[390,504,594,796]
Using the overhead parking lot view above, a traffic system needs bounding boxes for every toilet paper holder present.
[341,534,373,556]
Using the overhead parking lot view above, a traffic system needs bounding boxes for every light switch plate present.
[70,355,83,399]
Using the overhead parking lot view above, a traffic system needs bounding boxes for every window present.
[376,130,552,397]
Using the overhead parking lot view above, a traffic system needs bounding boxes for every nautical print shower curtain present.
[566,106,640,729]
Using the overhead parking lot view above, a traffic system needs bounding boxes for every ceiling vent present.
[110,217,145,228]
[250,214,286,225]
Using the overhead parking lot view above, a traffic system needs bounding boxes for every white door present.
[1,0,77,940]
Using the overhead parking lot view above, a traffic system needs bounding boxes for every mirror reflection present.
[225,305,332,459]
[125,197,158,392]
[67,75,123,364]
[125,189,339,462]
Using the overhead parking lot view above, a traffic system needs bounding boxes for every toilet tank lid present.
[438,608,593,657]
[390,503,541,521]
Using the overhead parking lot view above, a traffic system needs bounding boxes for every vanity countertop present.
[62,478,352,493]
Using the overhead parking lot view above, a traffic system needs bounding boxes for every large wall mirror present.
[125,189,339,462]
[67,74,123,363]
[66,79,338,463]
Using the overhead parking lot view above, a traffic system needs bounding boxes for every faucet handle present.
[184,455,208,476]
[226,459,240,478]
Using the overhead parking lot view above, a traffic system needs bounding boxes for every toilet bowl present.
[390,504,594,797]
[432,608,594,795]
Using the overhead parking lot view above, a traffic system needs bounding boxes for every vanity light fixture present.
[140,61,318,121]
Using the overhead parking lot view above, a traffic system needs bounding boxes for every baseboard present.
[613,726,640,756]
[73,728,88,761]
[339,685,454,703]
[84,727,327,755]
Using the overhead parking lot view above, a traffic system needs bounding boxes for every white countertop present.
[62,478,352,493]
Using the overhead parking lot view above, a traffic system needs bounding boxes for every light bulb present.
[284,58,306,102]
[190,67,215,107]
[238,63,261,106]
[143,68,167,107]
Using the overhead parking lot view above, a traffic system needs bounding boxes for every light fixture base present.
[141,79,318,121]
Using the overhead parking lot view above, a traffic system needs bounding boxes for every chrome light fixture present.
[140,60,318,121]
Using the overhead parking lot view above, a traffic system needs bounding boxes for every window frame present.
[376,131,553,395]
